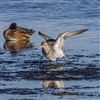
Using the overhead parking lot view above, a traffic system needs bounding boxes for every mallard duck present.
[3,23,35,41]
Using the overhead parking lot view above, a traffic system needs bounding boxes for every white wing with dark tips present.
[54,29,88,49]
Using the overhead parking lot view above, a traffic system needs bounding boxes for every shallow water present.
[0,0,100,100]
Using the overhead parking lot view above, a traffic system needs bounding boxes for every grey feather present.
[54,29,88,49]
[39,31,54,41]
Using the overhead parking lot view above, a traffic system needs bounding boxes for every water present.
[0,0,100,100]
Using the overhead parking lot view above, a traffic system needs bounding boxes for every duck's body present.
[3,23,35,41]
[39,29,88,61]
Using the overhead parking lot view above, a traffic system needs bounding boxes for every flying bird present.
[39,29,88,61]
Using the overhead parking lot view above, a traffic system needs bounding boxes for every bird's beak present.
[40,45,43,48]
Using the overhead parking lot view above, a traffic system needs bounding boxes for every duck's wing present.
[54,29,88,49]
[17,26,35,35]
[17,26,30,32]
[39,31,54,41]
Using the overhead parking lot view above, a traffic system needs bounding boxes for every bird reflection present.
[42,80,64,88]
[41,63,64,89]
[4,40,34,52]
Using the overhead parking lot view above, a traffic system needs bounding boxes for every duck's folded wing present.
[17,26,34,32]
[17,26,30,31]
[39,31,54,41]
[54,29,88,49]
[17,26,35,35]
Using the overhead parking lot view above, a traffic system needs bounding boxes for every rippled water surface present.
[0,0,100,100]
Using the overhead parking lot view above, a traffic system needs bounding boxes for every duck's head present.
[10,23,17,29]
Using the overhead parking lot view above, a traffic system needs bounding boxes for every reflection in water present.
[42,80,64,88]
[40,62,65,71]
[42,64,64,89]
[3,40,34,52]
[0,60,100,98]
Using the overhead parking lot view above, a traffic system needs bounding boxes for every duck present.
[3,23,35,41]
[39,29,88,61]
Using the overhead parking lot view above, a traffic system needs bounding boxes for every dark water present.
[0,0,100,100]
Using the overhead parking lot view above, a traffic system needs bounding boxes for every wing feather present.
[54,29,88,49]
[39,31,54,41]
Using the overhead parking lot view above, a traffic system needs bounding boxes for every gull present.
[39,29,88,61]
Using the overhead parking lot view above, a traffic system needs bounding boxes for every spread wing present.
[54,29,88,49]
[39,31,54,41]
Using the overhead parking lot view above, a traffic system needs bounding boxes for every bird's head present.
[40,42,48,49]
[10,23,17,29]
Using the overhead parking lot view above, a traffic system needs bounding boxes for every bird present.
[39,29,88,61]
[3,23,35,41]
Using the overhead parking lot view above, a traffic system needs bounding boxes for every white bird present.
[39,29,88,61]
